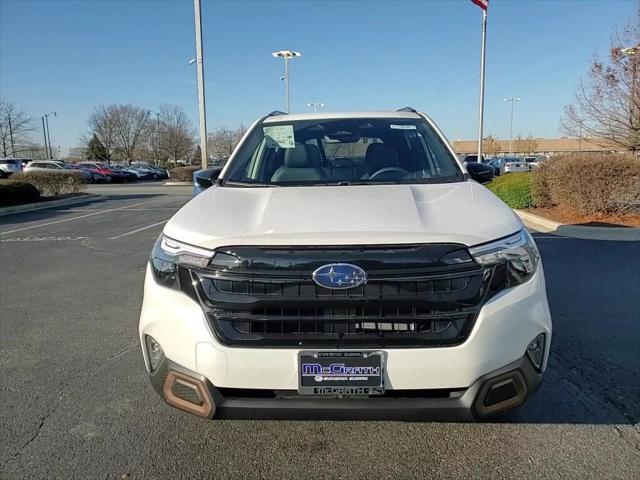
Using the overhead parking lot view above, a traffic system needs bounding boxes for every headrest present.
[305,144,322,167]
[284,143,311,168]
[365,143,400,171]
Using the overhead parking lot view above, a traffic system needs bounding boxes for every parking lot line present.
[0,200,156,235]
[108,220,168,240]
[65,207,177,212]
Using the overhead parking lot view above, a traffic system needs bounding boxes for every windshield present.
[223,117,463,186]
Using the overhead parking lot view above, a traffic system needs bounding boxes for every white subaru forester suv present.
[139,108,551,421]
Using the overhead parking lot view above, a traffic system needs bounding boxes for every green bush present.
[170,166,199,182]
[0,180,41,206]
[486,173,534,209]
[532,153,640,215]
[11,171,86,197]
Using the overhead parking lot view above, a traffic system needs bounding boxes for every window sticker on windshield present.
[263,125,295,148]
[390,124,417,130]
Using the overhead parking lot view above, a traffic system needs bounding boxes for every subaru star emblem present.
[312,263,367,290]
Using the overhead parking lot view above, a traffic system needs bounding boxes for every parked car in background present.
[130,162,169,180]
[503,157,530,173]
[108,165,138,182]
[0,158,23,178]
[487,158,504,176]
[24,160,93,182]
[527,155,549,169]
[61,164,92,182]
[23,160,66,172]
[77,162,123,182]
[24,160,93,183]
[127,167,154,180]
[67,163,110,183]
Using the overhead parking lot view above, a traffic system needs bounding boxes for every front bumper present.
[149,353,542,421]
[139,262,552,420]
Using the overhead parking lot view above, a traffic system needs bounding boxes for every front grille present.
[181,244,498,348]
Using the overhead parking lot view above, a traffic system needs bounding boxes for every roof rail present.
[266,110,287,117]
[396,107,418,113]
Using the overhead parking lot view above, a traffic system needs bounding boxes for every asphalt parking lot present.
[1,185,639,479]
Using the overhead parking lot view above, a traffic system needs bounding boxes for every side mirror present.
[465,161,494,184]
[193,167,222,193]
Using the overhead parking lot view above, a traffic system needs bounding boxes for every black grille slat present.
[206,276,478,300]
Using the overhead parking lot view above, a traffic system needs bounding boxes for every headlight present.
[150,234,214,289]
[469,229,540,286]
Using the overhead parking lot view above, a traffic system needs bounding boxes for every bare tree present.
[137,121,162,164]
[561,12,640,152]
[87,105,118,161]
[111,104,149,163]
[483,135,501,156]
[513,135,538,154]
[207,126,242,161]
[0,98,35,157]
[159,103,195,163]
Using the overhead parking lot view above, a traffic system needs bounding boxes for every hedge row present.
[11,171,87,197]
[532,153,640,215]
[0,180,41,206]
[169,167,200,182]
[170,166,199,182]
[487,153,640,215]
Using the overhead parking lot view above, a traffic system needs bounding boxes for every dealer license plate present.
[298,351,385,396]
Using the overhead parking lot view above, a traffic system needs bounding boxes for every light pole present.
[8,115,15,158]
[502,97,521,155]
[193,0,208,168]
[44,111,56,159]
[41,117,48,159]
[307,102,324,112]
[272,50,301,113]
[149,110,161,165]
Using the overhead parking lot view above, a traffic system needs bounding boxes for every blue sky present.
[0,0,636,153]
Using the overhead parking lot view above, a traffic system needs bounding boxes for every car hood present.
[163,181,522,249]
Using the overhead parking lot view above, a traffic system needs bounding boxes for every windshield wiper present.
[223,180,279,188]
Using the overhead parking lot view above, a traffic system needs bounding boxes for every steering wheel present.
[368,167,411,180]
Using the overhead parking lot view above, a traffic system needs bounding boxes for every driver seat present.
[363,143,400,178]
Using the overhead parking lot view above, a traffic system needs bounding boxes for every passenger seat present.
[271,143,328,182]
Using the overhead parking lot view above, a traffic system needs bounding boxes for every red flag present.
[471,0,488,10]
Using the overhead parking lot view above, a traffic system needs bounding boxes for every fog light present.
[526,333,545,370]
[145,335,164,371]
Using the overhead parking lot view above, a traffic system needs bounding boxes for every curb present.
[0,194,101,217]
[163,181,192,186]
[514,209,640,242]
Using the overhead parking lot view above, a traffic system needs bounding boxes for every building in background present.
[453,137,621,156]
